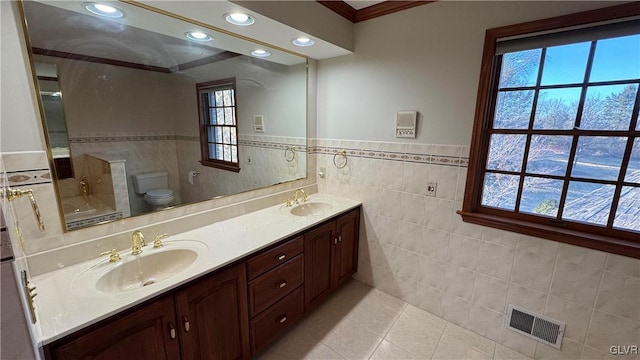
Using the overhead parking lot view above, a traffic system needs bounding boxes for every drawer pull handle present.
[278,281,287,288]
[338,235,342,243]
[277,254,286,261]
[183,316,190,332]
[279,316,287,324]
[169,323,176,339]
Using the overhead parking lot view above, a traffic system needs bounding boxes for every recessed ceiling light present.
[185,31,213,42]
[292,37,315,47]
[251,49,271,58]
[83,3,125,18]
[224,13,255,26]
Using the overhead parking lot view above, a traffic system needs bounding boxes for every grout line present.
[366,304,406,359]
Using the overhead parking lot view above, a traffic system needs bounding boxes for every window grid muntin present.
[483,37,640,232]
[197,78,240,172]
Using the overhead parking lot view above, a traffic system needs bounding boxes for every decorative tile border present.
[175,136,308,153]
[0,169,52,187]
[239,140,307,153]
[309,146,468,167]
[66,212,123,230]
[69,135,175,143]
[73,134,310,153]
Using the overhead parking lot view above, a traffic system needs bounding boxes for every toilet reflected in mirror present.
[131,172,175,211]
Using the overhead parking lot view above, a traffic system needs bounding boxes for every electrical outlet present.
[426,182,437,197]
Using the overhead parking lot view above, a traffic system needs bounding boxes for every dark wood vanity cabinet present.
[305,208,360,311]
[176,264,250,360]
[43,206,361,360]
[44,264,249,360]
[47,296,181,360]
[246,236,305,353]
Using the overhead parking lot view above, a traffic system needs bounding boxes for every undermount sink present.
[290,201,333,216]
[96,249,198,293]
[72,240,208,295]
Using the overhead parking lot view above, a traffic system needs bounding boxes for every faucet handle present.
[285,198,293,207]
[99,249,121,262]
[154,234,169,248]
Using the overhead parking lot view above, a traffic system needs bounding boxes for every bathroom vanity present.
[36,195,361,359]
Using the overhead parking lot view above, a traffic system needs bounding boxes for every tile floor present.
[257,280,533,360]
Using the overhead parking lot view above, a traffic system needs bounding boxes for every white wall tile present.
[594,271,640,322]
[549,260,602,307]
[585,311,640,354]
[477,241,515,281]
[544,295,592,344]
[605,254,640,278]
[511,250,555,293]
[472,274,508,313]
[448,234,480,270]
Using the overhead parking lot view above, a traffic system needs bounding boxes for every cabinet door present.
[49,297,180,360]
[334,209,360,286]
[175,263,250,360]
[304,221,336,310]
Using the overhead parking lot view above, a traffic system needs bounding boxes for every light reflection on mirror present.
[23,1,308,231]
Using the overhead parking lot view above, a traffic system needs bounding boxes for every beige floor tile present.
[493,344,533,360]
[385,305,447,358]
[261,325,345,360]
[345,296,402,336]
[320,317,383,359]
[370,340,423,360]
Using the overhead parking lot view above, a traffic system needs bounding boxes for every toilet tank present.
[131,171,169,194]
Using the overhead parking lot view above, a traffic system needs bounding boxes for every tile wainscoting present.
[313,138,640,360]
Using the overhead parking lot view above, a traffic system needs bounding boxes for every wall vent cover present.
[506,305,565,349]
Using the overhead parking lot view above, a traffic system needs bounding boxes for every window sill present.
[457,211,640,259]
[200,160,240,173]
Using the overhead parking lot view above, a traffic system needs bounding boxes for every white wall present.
[317,1,624,145]
[1,1,45,152]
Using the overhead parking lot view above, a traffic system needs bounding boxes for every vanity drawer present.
[247,236,303,280]
[248,254,304,316]
[250,286,304,354]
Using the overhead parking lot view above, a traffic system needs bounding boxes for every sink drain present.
[142,278,156,287]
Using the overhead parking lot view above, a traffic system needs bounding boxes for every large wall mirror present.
[22,1,308,231]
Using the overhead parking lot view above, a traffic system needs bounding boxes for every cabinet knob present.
[278,315,287,324]
[277,254,286,261]
[169,323,176,339]
[338,235,342,243]
[183,315,190,332]
[278,281,287,288]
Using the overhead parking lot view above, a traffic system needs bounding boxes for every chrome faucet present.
[132,230,146,255]
[293,189,308,204]
[79,176,90,195]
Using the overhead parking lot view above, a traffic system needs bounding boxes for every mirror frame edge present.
[17,0,67,233]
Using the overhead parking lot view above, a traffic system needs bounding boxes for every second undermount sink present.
[290,201,333,216]
[73,240,208,295]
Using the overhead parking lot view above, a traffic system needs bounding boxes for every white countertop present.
[30,194,360,346]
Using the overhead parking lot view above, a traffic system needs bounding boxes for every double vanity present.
[32,193,361,359]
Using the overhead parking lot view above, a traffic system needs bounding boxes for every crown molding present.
[318,1,434,23]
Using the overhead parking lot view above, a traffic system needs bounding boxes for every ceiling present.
[343,1,385,10]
